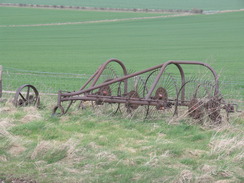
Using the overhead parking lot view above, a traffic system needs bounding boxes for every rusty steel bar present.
[54,59,222,119]
[79,69,100,91]
[59,60,170,97]
[60,60,219,99]
[91,58,128,88]
[60,95,175,106]
[145,60,219,99]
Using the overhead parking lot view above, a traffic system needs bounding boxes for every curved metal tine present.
[113,81,123,114]
[137,76,147,97]
[143,69,158,98]
[144,105,151,120]
[174,80,193,116]
[162,73,178,97]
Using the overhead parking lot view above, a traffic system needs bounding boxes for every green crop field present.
[0,4,244,183]
[1,0,244,10]
[0,7,244,95]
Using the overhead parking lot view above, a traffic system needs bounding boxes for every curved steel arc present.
[60,60,219,100]
[91,58,128,89]
[61,60,166,97]
[80,58,128,91]
[145,60,219,100]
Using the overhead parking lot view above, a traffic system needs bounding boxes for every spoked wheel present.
[116,75,147,120]
[89,63,123,116]
[188,98,205,119]
[13,84,40,107]
[143,70,178,120]
[178,80,223,124]
[117,90,146,120]
[204,96,223,124]
[125,90,140,113]
[91,79,121,116]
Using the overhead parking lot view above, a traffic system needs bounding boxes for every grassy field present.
[0,7,167,26]
[1,0,244,10]
[0,97,243,182]
[0,7,244,94]
[0,5,244,183]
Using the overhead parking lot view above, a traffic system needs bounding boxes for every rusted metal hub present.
[98,85,111,96]
[188,98,204,119]
[205,97,222,123]
[95,85,111,105]
[125,90,140,111]
[154,87,168,110]
[155,87,168,101]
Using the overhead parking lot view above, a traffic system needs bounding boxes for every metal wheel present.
[204,96,222,124]
[143,70,178,120]
[115,74,147,120]
[13,84,40,107]
[125,90,140,113]
[91,79,120,116]
[188,98,204,119]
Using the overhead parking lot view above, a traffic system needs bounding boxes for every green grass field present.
[0,7,167,26]
[0,99,243,183]
[1,0,244,10]
[1,7,244,94]
[0,4,244,183]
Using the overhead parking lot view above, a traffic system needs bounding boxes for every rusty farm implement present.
[52,59,239,123]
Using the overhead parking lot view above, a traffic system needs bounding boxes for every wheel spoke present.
[13,84,40,108]
[19,92,26,101]
[26,86,30,101]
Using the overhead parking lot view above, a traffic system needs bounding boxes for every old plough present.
[52,59,239,123]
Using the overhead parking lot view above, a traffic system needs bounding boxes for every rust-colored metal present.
[13,84,40,107]
[154,87,168,110]
[125,90,140,112]
[205,96,222,123]
[52,58,239,123]
[188,98,204,119]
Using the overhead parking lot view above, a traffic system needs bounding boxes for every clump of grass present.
[210,133,244,159]
[0,94,243,182]
[31,141,67,164]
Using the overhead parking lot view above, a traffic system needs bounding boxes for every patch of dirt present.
[96,151,117,161]
[8,144,26,156]
[177,169,194,183]
[20,114,42,123]
[30,141,53,160]
[0,177,37,183]
[20,107,42,123]
[0,155,7,162]
[201,164,216,174]
[196,174,214,183]
[215,180,234,183]
[88,142,102,149]
[187,149,207,157]
[0,119,14,130]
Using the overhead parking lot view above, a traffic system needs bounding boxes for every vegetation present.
[1,0,244,10]
[0,96,243,182]
[0,7,243,94]
[0,4,243,182]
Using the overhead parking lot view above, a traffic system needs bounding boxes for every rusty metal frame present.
[53,59,220,115]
